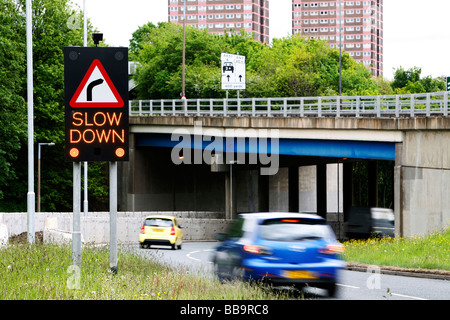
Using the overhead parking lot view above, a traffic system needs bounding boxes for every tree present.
[420,75,445,93]
[391,66,422,90]
[132,27,381,100]
[0,0,27,201]
[0,0,108,212]
[129,22,157,57]
[133,22,235,99]
[391,66,444,94]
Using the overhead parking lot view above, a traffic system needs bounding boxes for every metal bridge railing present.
[129,92,449,118]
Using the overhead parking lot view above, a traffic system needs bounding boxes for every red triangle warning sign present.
[70,59,124,108]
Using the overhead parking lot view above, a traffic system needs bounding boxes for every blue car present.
[212,213,346,297]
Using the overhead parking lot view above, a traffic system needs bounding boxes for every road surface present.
[129,241,450,300]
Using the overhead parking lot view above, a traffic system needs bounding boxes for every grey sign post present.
[221,53,245,219]
[64,47,128,273]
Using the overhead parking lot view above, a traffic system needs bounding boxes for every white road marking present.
[336,283,360,289]
[336,283,428,300]
[391,293,427,300]
[187,249,213,264]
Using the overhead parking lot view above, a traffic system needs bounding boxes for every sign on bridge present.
[221,53,246,90]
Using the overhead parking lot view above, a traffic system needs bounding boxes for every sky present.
[71,0,450,80]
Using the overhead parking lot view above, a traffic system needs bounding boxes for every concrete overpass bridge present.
[119,92,450,238]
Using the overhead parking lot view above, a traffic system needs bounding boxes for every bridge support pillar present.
[343,162,353,222]
[368,161,378,207]
[289,167,299,212]
[316,164,327,219]
[394,131,450,238]
[268,168,289,212]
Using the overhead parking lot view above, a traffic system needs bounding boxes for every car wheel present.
[213,262,227,283]
[177,242,182,250]
[230,265,244,281]
[324,283,338,298]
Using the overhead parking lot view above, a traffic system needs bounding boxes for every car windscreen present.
[144,218,173,227]
[371,210,394,228]
[259,218,335,241]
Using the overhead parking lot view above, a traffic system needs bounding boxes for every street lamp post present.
[83,1,88,216]
[182,0,186,98]
[26,0,35,244]
[339,0,342,97]
[37,142,55,212]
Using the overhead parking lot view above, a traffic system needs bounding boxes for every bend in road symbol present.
[87,78,104,101]
[70,59,123,108]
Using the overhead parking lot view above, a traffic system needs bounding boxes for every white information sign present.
[221,53,246,90]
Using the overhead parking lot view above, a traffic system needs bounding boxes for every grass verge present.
[0,243,290,300]
[342,228,450,271]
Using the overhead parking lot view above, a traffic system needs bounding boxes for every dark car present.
[345,207,395,239]
[212,212,346,297]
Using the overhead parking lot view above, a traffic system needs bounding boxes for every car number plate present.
[282,270,318,279]
[152,228,164,232]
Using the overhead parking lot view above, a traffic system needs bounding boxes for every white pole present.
[339,0,342,96]
[83,0,88,216]
[83,0,87,47]
[182,0,186,98]
[26,0,35,245]
[230,162,233,220]
[72,162,82,268]
[83,163,88,216]
[109,162,118,274]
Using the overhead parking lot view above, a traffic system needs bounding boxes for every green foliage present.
[343,228,450,270]
[132,25,446,99]
[391,66,445,94]
[129,22,157,57]
[132,26,380,99]
[0,243,291,299]
[391,66,422,90]
[352,161,394,209]
[0,0,108,212]
[0,0,27,200]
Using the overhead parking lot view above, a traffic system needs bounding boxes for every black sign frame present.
[64,47,129,162]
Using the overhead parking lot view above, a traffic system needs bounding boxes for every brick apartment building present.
[292,0,383,76]
[168,0,270,43]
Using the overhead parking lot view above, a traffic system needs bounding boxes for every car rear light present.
[170,227,176,236]
[243,245,260,254]
[140,225,145,234]
[319,244,345,255]
[243,245,272,255]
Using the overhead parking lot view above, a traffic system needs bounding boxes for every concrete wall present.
[0,212,233,243]
[0,223,7,247]
[299,166,317,212]
[269,168,289,212]
[397,131,450,237]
